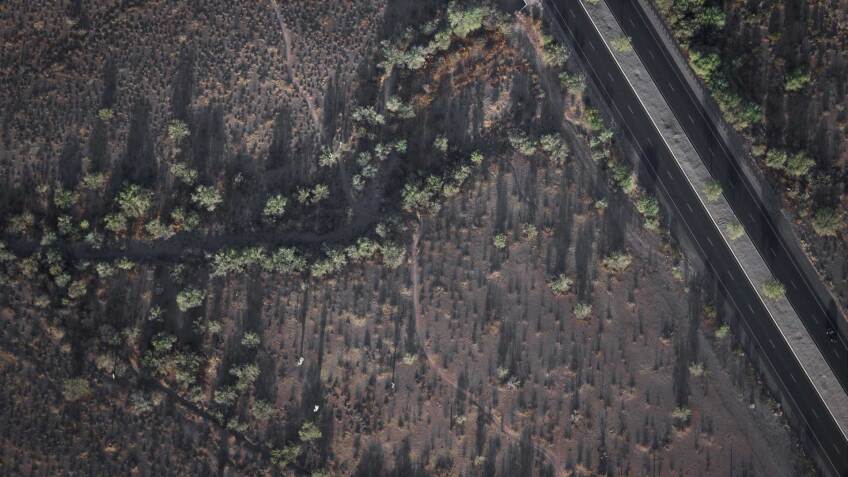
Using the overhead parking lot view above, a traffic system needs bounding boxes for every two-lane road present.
[607,0,848,400]
[542,1,848,474]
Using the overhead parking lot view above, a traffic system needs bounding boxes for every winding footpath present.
[268,0,322,132]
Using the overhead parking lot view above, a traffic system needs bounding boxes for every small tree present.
[764,150,787,170]
[785,152,815,177]
[192,185,223,212]
[168,120,190,142]
[508,130,537,156]
[540,134,570,166]
[812,208,840,237]
[549,274,573,295]
[299,421,322,443]
[117,184,153,219]
[170,162,198,185]
[241,332,261,348]
[318,147,341,167]
[784,70,811,92]
[98,108,114,121]
[263,194,289,222]
[311,184,329,204]
[559,72,586,94]
[176,288,205,312]
[602,252,632,274]
[433,135,449,154]
[574,303,592,319]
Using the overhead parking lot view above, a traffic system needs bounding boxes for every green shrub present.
[726,222,745,240]
[559,72,586,94]
[611,35,633,53]
[784,70,811,92]
[574,302,592,319]
[493,233,508,250]
[761,279,785,300]
[176,288,205,312]
[540,134,570,166]
[386,96,416,119]
[549,274,573,295]
[584,108,606,131]
[230,363,260,391]
[252,399,276,420]
[603,252,632,273]
[764,150,787,170]
[704,180,723,202]
[508,130,537,156]
[352,106,385,126]
[299,421,322,442]
[785,152,815,177]
[168,120,190,142]
[170,162,198,185]
[319,147,341,168]
[192,185,222,212]
[117,184,154,219]
[447,1,489,39]
[542,43,570,67]
[434,135,449,154]
[263,194,289,221]
[104,213,128,235]
[812,208,840,237]
[241,332,261,349]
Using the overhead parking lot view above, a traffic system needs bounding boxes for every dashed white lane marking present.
[706,236,714,247]
[608,72,615,82]
[688,114,695,125]
[685,203,694,213]
[790,373,798,383]
[590,41,597,51]
[666,170,673,180]
[769,338,776,349]
[726,270,735,282]
[668,81,675,92]
[627,104,634,114]
[747,303,755,314]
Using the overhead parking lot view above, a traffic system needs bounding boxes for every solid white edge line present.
[557,0,848,448]
[629,0,845,330]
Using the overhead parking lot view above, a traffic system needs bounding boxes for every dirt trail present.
[268,0,322,132]
[410,220,566,477]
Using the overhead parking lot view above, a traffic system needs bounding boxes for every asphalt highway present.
[542,0,848,474]
[607,0,848,399]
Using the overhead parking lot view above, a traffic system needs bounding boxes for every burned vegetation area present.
[0,1,812,476]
